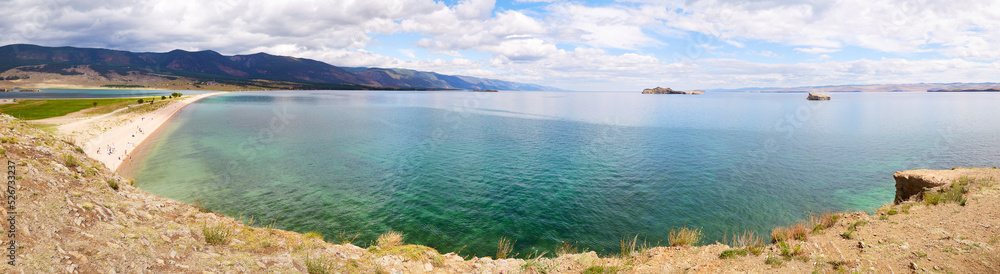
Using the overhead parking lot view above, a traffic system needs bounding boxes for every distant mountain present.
[344,67,559,91]
[0,44,559,91]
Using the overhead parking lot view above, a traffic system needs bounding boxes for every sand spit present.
[38,92,225,172]
[1,110,999,272]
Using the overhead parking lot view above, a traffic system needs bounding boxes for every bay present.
[128,90,1000,256]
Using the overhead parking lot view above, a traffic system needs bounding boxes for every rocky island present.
[807,92,831,100]
[641,87,704,94]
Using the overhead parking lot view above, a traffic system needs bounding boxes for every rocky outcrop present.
[807,92,830,100]
[642,87,704,94]
[892,168,990,204]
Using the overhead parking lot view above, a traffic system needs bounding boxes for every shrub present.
[107,180,119,191]
[161,96,167,100]
[203,224,231,245]
[137,99,144,104]
[377,230,404,249]
[668,226,702,247]
[496,236,515,259]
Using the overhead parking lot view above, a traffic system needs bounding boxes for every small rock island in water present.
[807,92,831,100]
[641,86,704,94]
[471,89,499,92]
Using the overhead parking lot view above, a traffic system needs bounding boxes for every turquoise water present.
[130,90,1000,256]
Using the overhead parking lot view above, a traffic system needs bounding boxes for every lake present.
[127,90,1000,256]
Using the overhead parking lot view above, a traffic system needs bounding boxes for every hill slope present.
[0,44,558,91]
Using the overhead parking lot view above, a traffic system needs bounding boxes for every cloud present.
[0,0,998,91]
[794,47,841,54]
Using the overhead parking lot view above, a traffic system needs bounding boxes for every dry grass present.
[496,236,516,259]
[771,222,808,243]
[728,230,766,255]
[336,231,360,245]
[668,226,702,247]
[555,240,579,256]
[376,230,404,249]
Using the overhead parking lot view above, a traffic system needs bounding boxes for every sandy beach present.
[46,92,226,172]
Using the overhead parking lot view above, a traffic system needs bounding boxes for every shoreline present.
[2,111,999,272]
[63,92,226,172]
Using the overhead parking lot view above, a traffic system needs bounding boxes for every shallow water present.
[129,90,1000,256]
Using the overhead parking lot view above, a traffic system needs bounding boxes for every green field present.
[0,97,163,120]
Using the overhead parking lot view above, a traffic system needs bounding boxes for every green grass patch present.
[0,98,145,120]
[584,265,623,274]
[924,178,970,206]
[719,249,748,259]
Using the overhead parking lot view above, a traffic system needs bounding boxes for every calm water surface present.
[129,91,1000,256]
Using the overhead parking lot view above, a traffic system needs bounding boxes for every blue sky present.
[1,0,998,91]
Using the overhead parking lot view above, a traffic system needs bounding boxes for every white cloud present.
[794,47,841,54]
[0,0,998,91]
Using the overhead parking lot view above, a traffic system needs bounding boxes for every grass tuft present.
[496,236,516,259]
[62,154,80,168]
[193,198,212,213]
[377,230,404,249]
[303,254,333,274]
[764,255,783,267]
[304,231,324,241]
[668,226,701,247]
[336,231,361,245]
[729,230,766,255]
[771,222,808,243]
[106,180,118,191]
[555,240,579,256]
[584,265,622,274]
[203,224,232,245]
[719,249,748,259]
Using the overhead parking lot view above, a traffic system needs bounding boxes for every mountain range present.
[0,44,559,91]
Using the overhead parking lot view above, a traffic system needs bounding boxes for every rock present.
[857,241,865,249]
[69,251,88,264]
[893,169,962,204]
[642,86,704,94]
[910,262,918,270]
[807,92,831,100]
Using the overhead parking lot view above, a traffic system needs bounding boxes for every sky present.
[1,0,999,91]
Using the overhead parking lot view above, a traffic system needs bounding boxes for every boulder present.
[807,92,831,100]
